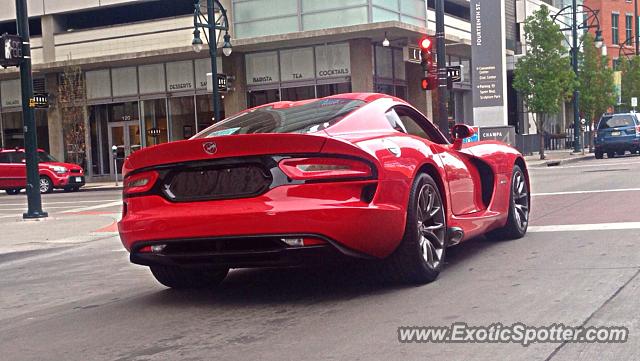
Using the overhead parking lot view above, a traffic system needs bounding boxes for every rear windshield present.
[598,115,637,129]
[194,98,365,138]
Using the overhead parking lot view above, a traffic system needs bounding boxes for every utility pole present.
[16,0,47,219]
[571,0,581,153]
[435,0,449,134]
[635,0,639,55]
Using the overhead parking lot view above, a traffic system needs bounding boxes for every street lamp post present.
[553,3,603,154]
[191,0,232,124]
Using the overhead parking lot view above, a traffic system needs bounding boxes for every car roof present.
[257,93,408,110]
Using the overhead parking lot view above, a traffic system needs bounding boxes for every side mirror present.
[451,124,475,150]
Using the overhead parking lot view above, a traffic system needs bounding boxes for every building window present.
[613,58,621,70]
[612,13,620,45]
[141,99,168,147]
[245,43,353,107]
[626,14,633,45]
[373,46,408,100]
[168,96,196,141]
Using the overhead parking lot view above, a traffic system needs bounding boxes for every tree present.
[577,33,616,151]
[56,66,88,168]
[513,5,576,160]
[620,56,640,111]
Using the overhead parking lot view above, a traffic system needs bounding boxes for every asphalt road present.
[1,156,640,360]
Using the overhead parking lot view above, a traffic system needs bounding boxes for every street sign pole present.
[16,0,47,219]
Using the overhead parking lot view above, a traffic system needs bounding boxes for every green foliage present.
[620,56,640,109]
[578,33,616,126]
[513,5,575,130]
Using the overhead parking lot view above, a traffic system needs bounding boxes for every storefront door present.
[108,121,141,178]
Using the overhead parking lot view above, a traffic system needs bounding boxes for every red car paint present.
[0,149,85,192]
[118,93,528,262]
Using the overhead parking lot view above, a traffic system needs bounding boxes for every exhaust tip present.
[447,227,464,246]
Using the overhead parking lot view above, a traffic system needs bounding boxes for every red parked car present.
[0,148,85,194]
[118,93,530,289]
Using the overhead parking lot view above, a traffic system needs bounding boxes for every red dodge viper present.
[118,93,530,288]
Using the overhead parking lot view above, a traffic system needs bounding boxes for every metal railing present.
[515,129,593,155]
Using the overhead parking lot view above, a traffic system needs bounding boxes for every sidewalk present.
[524,149,594,167]
[83,181,123,191]
[0,212,120,255]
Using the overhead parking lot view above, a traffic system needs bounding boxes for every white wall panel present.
[0,0,44,21]
[45,0,100,14]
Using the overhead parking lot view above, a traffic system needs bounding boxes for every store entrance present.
[107,121,141,178]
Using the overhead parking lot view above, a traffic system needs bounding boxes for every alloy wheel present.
[512,170,529,230]
[39,177,51,193]
[416,183,446,269]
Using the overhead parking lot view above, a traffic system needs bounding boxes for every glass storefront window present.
[109,102,139,123]
[169,96,196,141]
[316,83,351,98]
[375,83,394,97]
[196,94,225,131]
[1,112,23,149]
[280,85,315,101]
[395,85,408,100]
[248,89,280,108]
[141,99,168,146]
[375,46,393,80]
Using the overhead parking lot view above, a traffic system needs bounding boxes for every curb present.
[81,186,123,192]
[525,153,595,167]
[543,153,595,167]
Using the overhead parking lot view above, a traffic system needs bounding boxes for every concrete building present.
[0,0,476,180]
[0,0,572,179]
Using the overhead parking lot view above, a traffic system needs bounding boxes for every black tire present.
[5,189,20,195]
[62,187,79,192]
[487,165,529,240]
[383,173,447,284]
[39,176,53,194]
[607,151,615,159]
[595,151,603,159]
[150,265,229,289]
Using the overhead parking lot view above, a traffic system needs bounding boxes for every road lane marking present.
[532,188,640,197]
[63,201,122,214]
[529,222,640,233]
[0,199,120,207]
[530,161,640,170]
[0,205,106,211]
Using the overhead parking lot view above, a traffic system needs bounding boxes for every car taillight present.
[278,157,374,181]
[123,171,158,196]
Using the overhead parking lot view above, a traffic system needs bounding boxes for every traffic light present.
[421,77,436,91]
[419,36,434,72]
[419,36,436,91]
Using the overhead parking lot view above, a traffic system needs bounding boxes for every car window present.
[11,152,25,163]
[38,152,58,163]
[0,153,11,164]
[387,106,449,144]
[194,99,365,138]
[598,115,636,129]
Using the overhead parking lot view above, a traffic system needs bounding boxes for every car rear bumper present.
[129,235,359,268]
[595,137,640,152]
[118,182,407,263]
